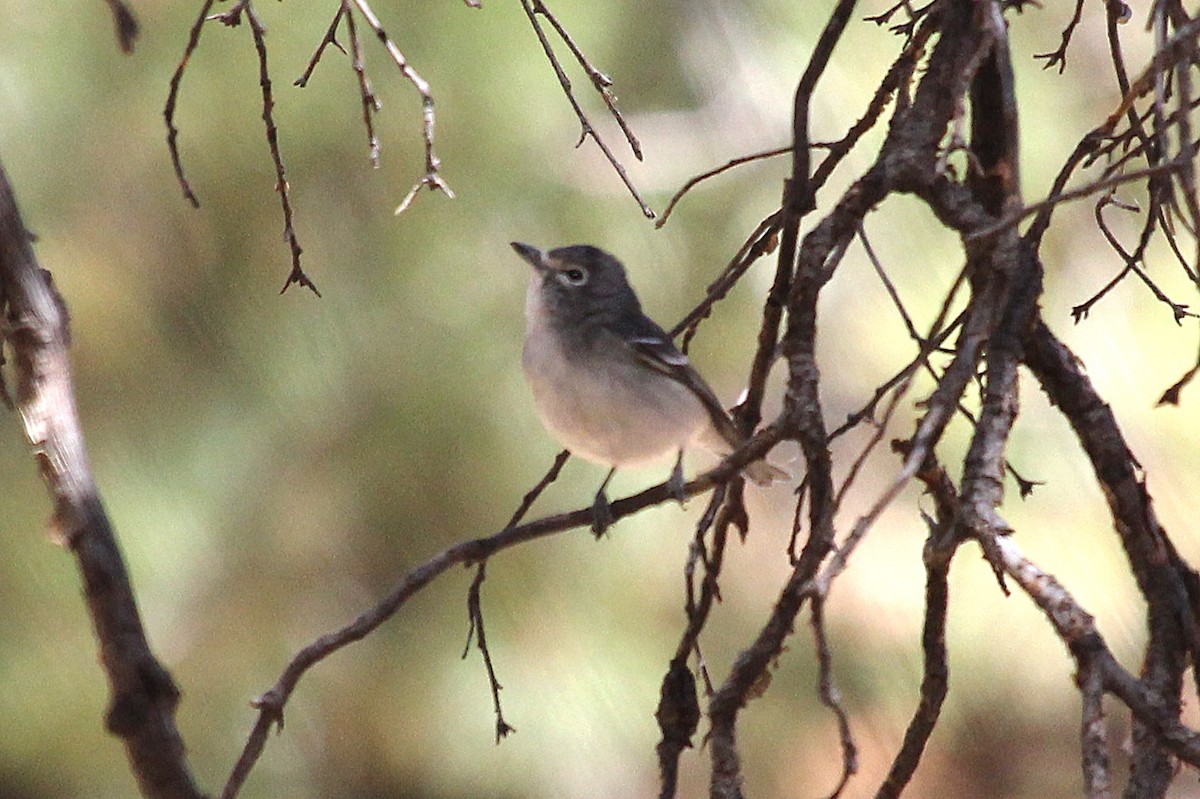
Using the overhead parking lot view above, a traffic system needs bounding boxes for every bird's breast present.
[522,324,709,468]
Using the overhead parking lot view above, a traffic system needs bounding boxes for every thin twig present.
[858,224,920,340]
[232,2,319,296]
[342,3,383,167]
[875,459,956,799]
[811,598,858,799]
[656,147,790,228]
[293,4,348,88]
[192,1,319,295]
[811,20,934,191]
[219,429,780,799]
[164,0,218,208]
[1033,0,1087,73]
[347,0,454,214]
[458,452,569,744]
[1075,193,1194,323]
[670,213,782,349]
[531,0,643,160]
[968,158,1185,241]
[518,0,654,218]
[463,562,516,743]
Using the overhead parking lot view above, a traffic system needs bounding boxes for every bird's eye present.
[558,267,588,286]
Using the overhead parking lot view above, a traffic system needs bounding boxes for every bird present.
[511,241,785,534]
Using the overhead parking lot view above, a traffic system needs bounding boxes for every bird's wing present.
[622,316,742,448]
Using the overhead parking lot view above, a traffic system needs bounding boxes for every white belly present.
[522,329,709,468]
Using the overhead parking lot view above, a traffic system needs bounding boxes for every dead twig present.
[164,0,218,209]
[518,0,654,218]
[346,0,455,215]
[219,427,782,799]
[462,562,516,743]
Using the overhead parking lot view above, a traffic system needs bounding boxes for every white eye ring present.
[557,267,588,286]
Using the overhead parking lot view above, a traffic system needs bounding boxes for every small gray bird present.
[511,242,785,534]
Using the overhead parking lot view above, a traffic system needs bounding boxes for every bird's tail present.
[697,424,789,487]
[742,458,789,487]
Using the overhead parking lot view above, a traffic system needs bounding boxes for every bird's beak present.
[510,241,549,273]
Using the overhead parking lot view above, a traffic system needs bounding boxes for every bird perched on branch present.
[511,242,786,535]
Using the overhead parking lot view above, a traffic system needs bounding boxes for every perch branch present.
[220,425,784,799]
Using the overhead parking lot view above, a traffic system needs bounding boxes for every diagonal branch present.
[518,0,654,218]
[0,161,203,799]
[530,0,643,160]
[220,430,783,799]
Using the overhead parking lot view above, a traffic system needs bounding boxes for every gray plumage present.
[512,242,783,487]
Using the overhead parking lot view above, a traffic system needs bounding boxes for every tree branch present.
[0,161,202,799]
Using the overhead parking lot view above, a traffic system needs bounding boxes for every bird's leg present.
[668,450,687,506]
[591,467,617,538]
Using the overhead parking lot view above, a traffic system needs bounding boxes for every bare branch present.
[875,465,955,799]
[518,0,654,218]
[293,5,348,88]
[230,2,319,296]
[1033,0,1086,73]
[342,4,383,168]
[220,431,782,799]
[656,148,790,229]
[531,0,643,160]
[462,563,516,743]
[346,0,456,215]
[969,158,1186,242]
[164,0,218,208]
[811,598,858,799]
[0,161,202,799]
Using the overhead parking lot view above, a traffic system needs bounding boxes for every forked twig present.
[294,4,348,88]
[166,0,320,294]
[346,0,455,215]
[463,562,516,743]
[532,0,643,160]
[518,0,654,218]
[219,432,778,799]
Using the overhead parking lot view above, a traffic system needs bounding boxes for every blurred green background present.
[0,2,1198,798]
